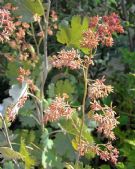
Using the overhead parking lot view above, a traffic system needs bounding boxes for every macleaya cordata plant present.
[0,1,124,168]
[44,12,123,165]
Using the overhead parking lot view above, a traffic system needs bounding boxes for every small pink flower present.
[77,140,89,156]
[82,13,124,48]
[44,94,74,123]
[92,105,119,140]
[88,77,113,100]
[0,8,15,42]
[81,29,99,49]
[7,91,28,121]
[100,150,110,161]
[50,49,81,69]
[91,143,119,164]
[89,16,100,28]
[90,100,102,111]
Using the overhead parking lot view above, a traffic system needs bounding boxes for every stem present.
[41,0,51,98]
[0,115,20,168]
[40,0,51,131]
[1,116,12,148]
[31,22,40,56]
[76,66,88,166]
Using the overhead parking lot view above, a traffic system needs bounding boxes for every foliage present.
[57,15,89,54]
[0,0,134,169]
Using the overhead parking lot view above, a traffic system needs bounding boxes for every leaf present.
[20,139,35,169]
[59,112,94,158]
[9,82,28,103]
[41,129,53,149]
[124,139,135,147]
[100,165,110,169]
[56,15,89,54]
[66,162,93,169]
[19,115,37,128]
[6,62,19,84]
[95,0,101,5]
[108,0,117,5]
[3,161,14,169]
[47,83,55,98]
[0,147,23,160]
[57,21,70,45]
[2,82,28,116]
[19,100,35,116]
[55,79,75,99]
[44,149,63,169]
[54,133,75,161]
[60,113,94,143]
[116,162,125,169]
[41,129,53,168]
[10,0,44,22]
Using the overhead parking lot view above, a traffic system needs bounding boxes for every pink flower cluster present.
[81,29,99,49]
[91,102,119,140]
[44,94,74,123]
[92,143,119,164]
[89,78,118,140]
[50,49,81,69]
[88,77,113,100]
[0,8,15,42]
[81,13,124,49]
[78,140,89,156]
[7,92,28,121]
[17,67,37,92]
[87,77,119,163]
[77,140,119,164]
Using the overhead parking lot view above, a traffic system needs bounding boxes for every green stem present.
[40,0,51,131]
[31,22,39,56]
[76,67,88,167]
[0,115,20,168]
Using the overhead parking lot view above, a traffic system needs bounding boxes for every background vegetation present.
[0,0,135,169]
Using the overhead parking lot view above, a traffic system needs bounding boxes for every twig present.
[0,115,20,168]
[31,22,40,56]
[78,67,88,153]
[40,0,51,131]
[41,0,51,98]
[121,0,134,51]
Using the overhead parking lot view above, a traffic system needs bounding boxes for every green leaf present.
[47,83,55,98]
[54,133,75,161]
[3,161,14,169]
[0,147,23,160]
[19,115,37,128]
[60,113,93,143]
[108,0,117,5]
[41,129,53,168]
[100,165,110,169]
[55,79,75,100]
[124,139,135,147]
[41,129,53,149]
[56,15,89,54]
[66,162,92,169]
[57,21,70,45]
[116,162,125,169]
[44,149,63,169]
[59,112,94,158]
[6,62,19,84]
[9,82,28,103]
[95,0,101,5]
[20,139,35,169]
[10,0,44,22]
[2,82,28,116]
